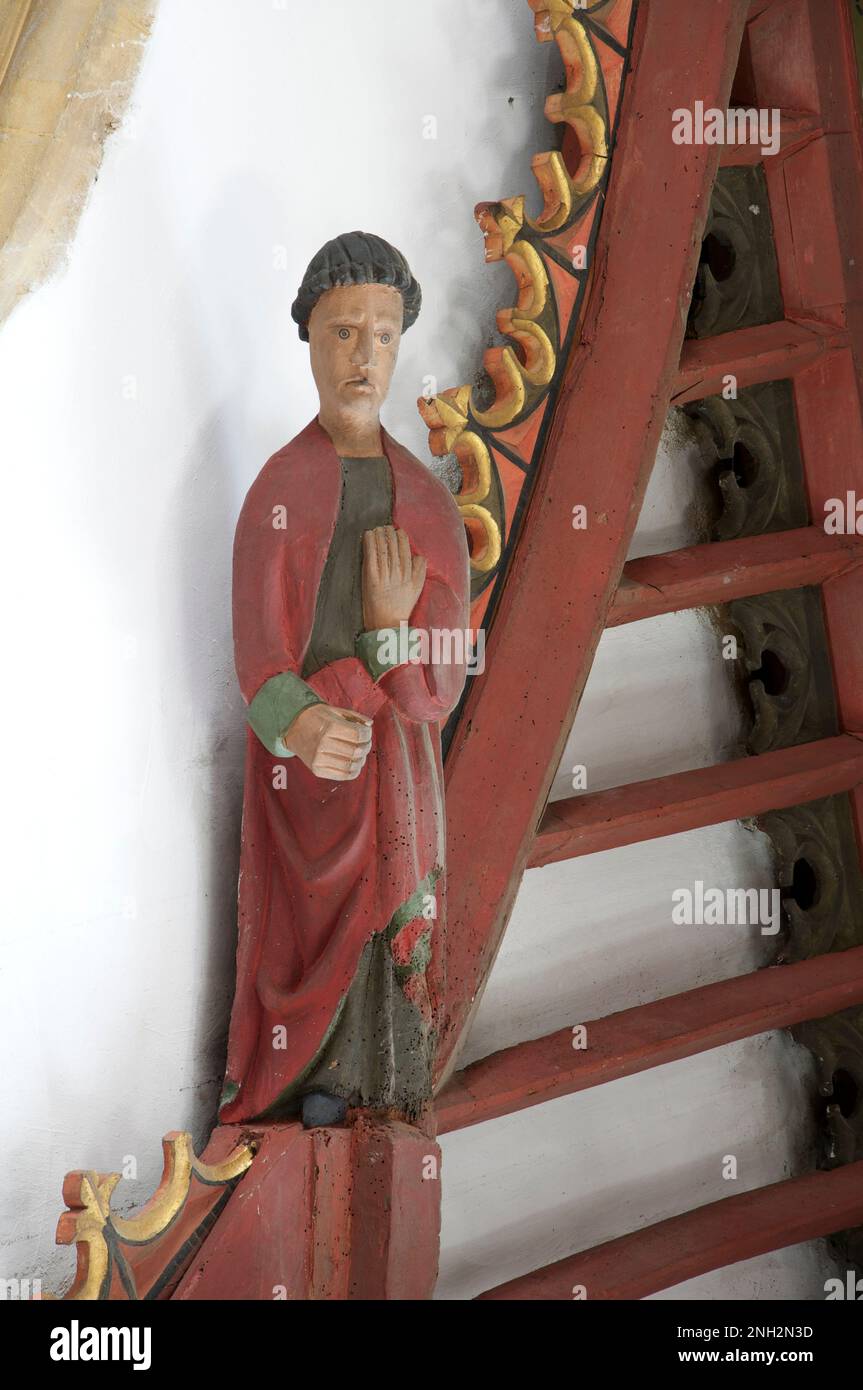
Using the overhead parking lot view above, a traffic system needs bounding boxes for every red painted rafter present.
[529,735,863,868]
[447,0,863,1303]
[436,944,863,1135]
[437,0,753,1087]
[756,4,863,330]
[608,528,863,627]
[475,1160,863,1300]
[748,1,863,851]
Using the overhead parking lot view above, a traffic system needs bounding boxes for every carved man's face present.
[308,282,403,425]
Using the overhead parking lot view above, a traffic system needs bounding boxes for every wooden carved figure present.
[219,232,471,1129]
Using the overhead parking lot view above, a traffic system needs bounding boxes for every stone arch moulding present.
[0,0,157,327]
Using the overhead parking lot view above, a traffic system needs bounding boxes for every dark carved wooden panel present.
[793,1004,863,1270]
[683,380,808,541]
[794,1007,863,1166]
[686,165,783,339]
[727,587,839,754]
[755,794,863,962]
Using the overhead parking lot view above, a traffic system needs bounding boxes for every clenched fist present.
[362,525,427,630]
[281,703,373,781]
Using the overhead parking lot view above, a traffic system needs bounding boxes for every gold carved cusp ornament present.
[419,0,618,587]
[51,1130,255,1299]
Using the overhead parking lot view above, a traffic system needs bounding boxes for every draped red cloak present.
[219,418,470,1123]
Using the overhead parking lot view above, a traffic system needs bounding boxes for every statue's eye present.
[380,333,391,346]
[338,328,350,341]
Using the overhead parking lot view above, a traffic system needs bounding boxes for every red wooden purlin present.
[608,528,863,628]
[718,110,823,167]
[435,945,863,1135]
[475,1160,863,1300]
[530,735,863,867]
[671,320,847,407]
[437,0,753,1086]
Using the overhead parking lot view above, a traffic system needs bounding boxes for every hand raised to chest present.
[362,525,427,630]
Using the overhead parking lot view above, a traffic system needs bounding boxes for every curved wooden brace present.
[418,0,630,603]
[53,1130,255,1299]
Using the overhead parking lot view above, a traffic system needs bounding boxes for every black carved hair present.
[291,231,421,342]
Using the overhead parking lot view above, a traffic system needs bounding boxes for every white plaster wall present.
[0,0,555,1291]
[628,406,715,562]
[549,609,744,801]
[459,821,778,1070]
[437,1034,831,1301]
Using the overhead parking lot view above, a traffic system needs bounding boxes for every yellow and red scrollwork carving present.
[50,1130,255,1299]
[418,0,636,657]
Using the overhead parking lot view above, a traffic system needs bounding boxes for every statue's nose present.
[352,328,376,368]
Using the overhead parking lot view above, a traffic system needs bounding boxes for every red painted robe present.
[219,419,470,1123]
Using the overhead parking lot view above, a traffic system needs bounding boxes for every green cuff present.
[247,671,321,756]
[356,627,422,683]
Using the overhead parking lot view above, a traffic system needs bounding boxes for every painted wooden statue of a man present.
[219,232,470,1129]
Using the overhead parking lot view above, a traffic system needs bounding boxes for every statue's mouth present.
[344,377,374,392]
